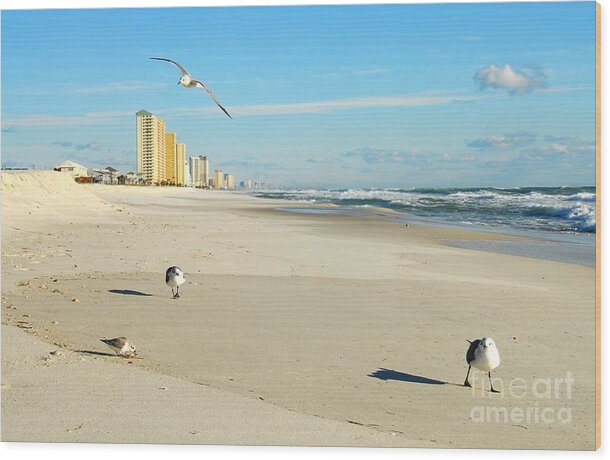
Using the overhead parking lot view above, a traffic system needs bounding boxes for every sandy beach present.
[1,171,596,449]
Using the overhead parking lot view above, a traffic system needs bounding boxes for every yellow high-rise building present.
[214,169,223,189]
[165,132,177,185]
[136,109,166,185]
[176,143,186,186]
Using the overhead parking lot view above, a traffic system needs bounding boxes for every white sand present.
[1,171,596,449]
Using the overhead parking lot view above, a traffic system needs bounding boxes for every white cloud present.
[474,64,547,95]
[172,94,481,118]
[74,81,168,94]
[467,132,537,149]
[3,93,481,128]
[3,110,135,127]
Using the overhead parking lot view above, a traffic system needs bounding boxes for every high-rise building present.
[184,160,191,187]
[189,155,209,187]
[226,174,235,189]
[189,156,201,187]
[176,143,186,186]
[214,169,223,189]
[202,156,209,187]
[165,132,177,185]
[136,109,166,184]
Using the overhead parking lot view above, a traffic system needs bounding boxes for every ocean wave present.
[254,187,596,234]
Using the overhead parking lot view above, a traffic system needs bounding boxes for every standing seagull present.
[150,57,232,119]
[166,266,185,299]
[464,337,501,393]
[100,337,137,358]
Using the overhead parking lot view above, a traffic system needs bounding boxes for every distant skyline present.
[1,2,597,188]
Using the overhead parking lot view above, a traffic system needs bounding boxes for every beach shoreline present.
[1,172,597,449]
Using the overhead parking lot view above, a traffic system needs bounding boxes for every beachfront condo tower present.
[189,155,209,187]
[202,156,209,186]
[165,132,177,185]
[136,109,166,185]
[177,143,186,186]
[214,169,223,189]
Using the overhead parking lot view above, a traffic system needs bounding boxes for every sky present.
[1,1,597,188]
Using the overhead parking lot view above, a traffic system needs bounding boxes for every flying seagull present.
[463,337,501,393]
[150,57,232,119]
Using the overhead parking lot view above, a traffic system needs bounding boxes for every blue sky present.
[1,2,597,187]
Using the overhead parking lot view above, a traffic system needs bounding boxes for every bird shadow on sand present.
[108,289,153,296]
[368,367,447,385]
[76,349,116,357]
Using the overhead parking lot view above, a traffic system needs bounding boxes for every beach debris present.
[52,289,62,294]
[512,336,518,343]
[464,337,501,393]
[1,384,10,390]
[22,314,30,318]
[17,280,30,287]
[100,336,137,358]
[51,320,59,325]
[71,298,80,303]
[66,423,84,433]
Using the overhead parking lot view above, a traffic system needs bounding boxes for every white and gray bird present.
[150,57,232,119]
[166,266,185,299]
[100,337,137,358]
[464,337,501,393]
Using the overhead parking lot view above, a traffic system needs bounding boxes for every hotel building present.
[189,155,210,188]
[136,109,166,184]
[176,143,186,186]
[165,132,177,185]
[214,169,224,189]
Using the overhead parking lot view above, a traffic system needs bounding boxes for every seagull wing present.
[193,79,233,119]
[466,339,480,365]
[150,57,191,76]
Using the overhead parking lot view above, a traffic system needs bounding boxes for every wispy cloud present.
[5,110,134,127]
[316,67,389,79]
[344,146,429,164]
[467,132,537,150]
[52,141,103,151]
[74,81,168,94]
[173,94,482,118]
[5,93,482,128]
[474,64,547,95]
[537,135,595,156]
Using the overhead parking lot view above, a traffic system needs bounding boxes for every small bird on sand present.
[166,266,185,299]
[464,337,501,393]
[100,337,137,358]
[150,57,232,119]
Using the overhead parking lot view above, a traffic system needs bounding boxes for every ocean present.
[251,186,596,266]
[252,186,596,235]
